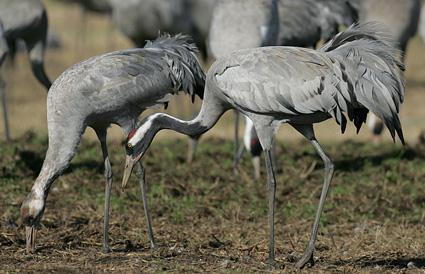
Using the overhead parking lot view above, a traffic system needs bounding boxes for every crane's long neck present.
[158,96,226,136]
[132,93,228,158]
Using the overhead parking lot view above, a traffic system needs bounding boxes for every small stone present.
[220,259,230,268]
[407,262,416,269]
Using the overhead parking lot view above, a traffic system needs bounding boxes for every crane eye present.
[125,142,134,155]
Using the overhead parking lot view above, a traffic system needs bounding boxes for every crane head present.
[20,191,45,253]
[122,117,160,188]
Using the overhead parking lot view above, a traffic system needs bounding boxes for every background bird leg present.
[96,129,113,253]
[0,76,10,141]
[233,141,245,175]
[296,138,334,269]
[186,135,200,164]
[252,156,261,180]
[264,149,277,264]
[137,162,155,248]
[233,110,240,163]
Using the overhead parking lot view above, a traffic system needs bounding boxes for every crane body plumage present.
[123,24,405,268]
[20,34,205,253]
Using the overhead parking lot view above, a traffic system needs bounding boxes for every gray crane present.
[358,0,420,140]
[0,0,52,141]
[208,0,359,179]
[109,0,217,59]
[207,0,279,179]
[20,35,205,253]
[121,23,405,268]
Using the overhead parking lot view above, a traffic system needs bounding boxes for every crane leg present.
[296,138,334,269]
[252,155,261,180]
[187,135,200,164]
[233,141,245,175]
[0,77,10,141]
[264,149,277,264]
[137,162,155,248]
[233,110,240,161]
[367,113,384,143]
[96,129,113,253]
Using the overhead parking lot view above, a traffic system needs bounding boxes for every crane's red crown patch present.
[127,129,137,140]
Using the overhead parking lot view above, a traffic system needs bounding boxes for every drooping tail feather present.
[145,34,205,101]
[322,23,405,144]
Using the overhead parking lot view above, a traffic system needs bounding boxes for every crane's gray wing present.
[214,47,346,120]
[73,49,176,108]
[213,46,383,133]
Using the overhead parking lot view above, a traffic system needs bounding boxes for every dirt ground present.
[0,0,425,273]
[1,135,425,273]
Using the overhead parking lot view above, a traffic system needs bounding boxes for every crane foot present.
[102,244,111,253]
[295,247,315,268]
[266,257,285,269]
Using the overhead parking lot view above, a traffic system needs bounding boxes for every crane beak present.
[122,155,136,189]
[25,226,36,253]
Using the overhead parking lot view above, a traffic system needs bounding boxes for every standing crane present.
[207,0,279,179]
[20,35,205,253]
[358,0,420,141]
[0,0,52,141]
[121,23,405,268]
[206,0,358,179]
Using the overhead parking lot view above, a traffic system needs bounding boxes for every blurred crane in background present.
[56,0,113,53]
[109,0,217,60]
[122,23,405,268]
[0,0,52,141]
[358,0,421,141]
[20,35,205,254]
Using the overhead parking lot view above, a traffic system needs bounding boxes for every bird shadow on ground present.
[18,150,44,176]
[17,149,103,178]
[333,256,425,270]
[333,146,421,173]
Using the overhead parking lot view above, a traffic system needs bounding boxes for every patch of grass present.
[1,133,425,272]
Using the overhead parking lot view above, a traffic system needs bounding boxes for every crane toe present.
[295,247,315,269]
